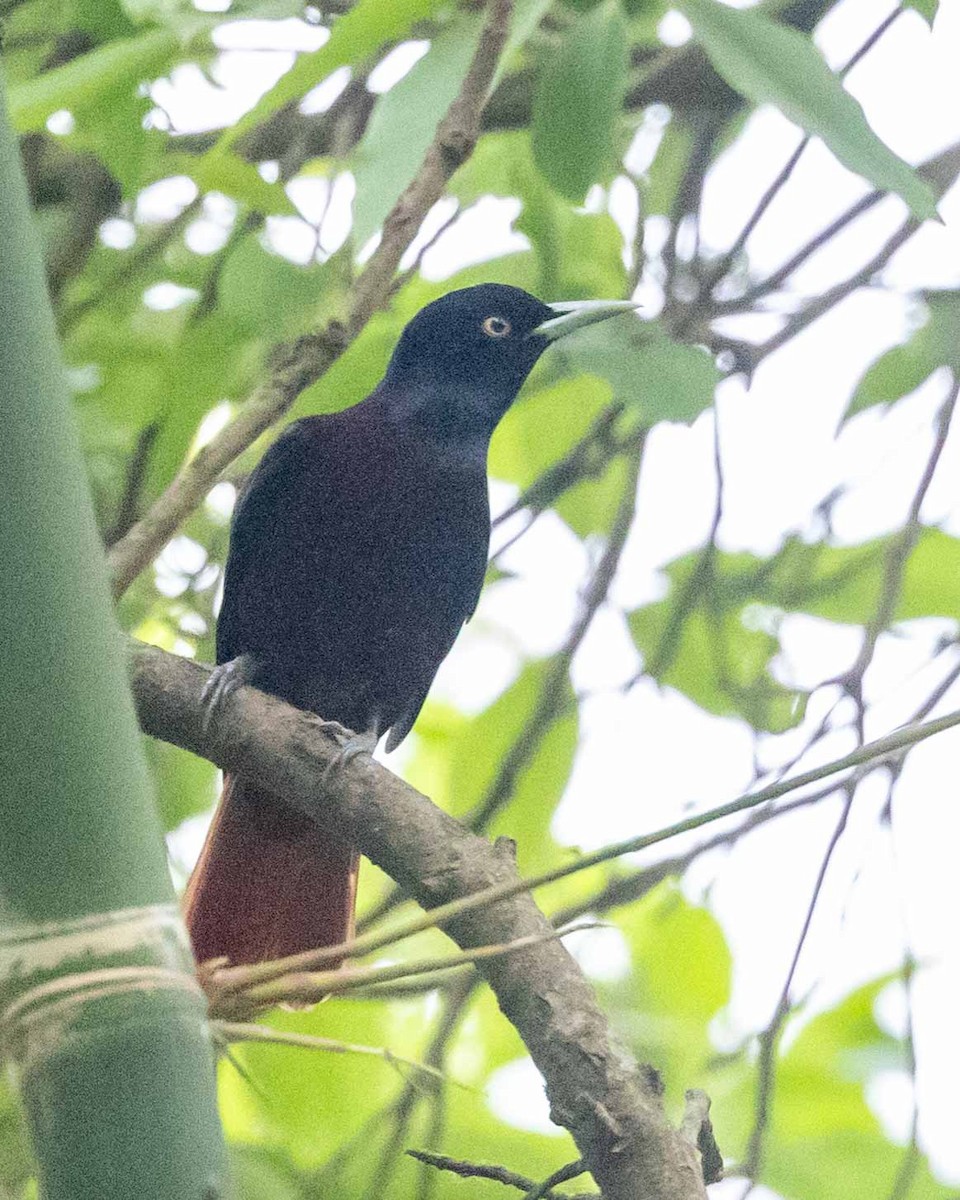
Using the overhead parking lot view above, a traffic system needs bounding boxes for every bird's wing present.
[215,418,325,667]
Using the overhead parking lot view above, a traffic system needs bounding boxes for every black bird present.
[184,284,635,966]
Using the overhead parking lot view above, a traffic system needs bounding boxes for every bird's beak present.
[532,299,640,342]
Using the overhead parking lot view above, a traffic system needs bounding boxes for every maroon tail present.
[184,774,359,966]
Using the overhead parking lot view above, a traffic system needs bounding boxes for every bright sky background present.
[145,1,960,1188]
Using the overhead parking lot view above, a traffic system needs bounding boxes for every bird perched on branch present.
[184,283,635,967]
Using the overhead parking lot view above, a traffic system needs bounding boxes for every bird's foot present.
[318,725,380,782]
[200,654,257,736]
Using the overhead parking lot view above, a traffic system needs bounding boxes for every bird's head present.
[380,284,636,443]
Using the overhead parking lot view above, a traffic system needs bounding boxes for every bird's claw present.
[321,727,380,783]
[200,655,255,737]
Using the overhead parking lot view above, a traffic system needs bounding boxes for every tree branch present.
[106,0,514,601]
[129,641,707,1200]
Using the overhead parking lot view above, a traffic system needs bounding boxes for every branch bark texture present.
[130,642,706,1200]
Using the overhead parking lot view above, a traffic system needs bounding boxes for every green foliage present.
[606,883,732,1104]
[845,291,960,421]
[677,0,938,220]
[531,0,629,201]
[902,0,939,25]
[6,1,953,1196]
[711,979,954,1200]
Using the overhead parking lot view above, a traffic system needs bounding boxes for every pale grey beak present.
[533,299,640,342]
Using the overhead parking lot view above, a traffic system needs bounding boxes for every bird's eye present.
[482,316,512,338]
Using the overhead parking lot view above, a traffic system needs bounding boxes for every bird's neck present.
[368,379,504,464]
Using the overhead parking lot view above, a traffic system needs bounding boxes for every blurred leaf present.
[844,292,960,422]
[231,1145,304,1200]
[560,319,720,424]
[75,0,138,38]
[764,529,960,624]
[351,16,484,246]
[607,882,732,1102]
[765,980,950,1200]
[629,593,806,732]
[144,735,217,831]
[444,658,578,872]
[9,27,181,130]
[642,118,695,217]
[217,238,328,339]
[676,0,938,221]
[174,154,297,216]
[492,372,629,537]
[0,1077,32,1198]
[532,0,630,202]
[637,526,960,720]
[214,0,451,156]
[901,0,938,24]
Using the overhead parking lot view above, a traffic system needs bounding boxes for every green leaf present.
[212,0,451,156]
[559,319,720,424]
[8,27,180,130]
[217,239,328,338]
[606,881,732,1102]
[844,292,960,422]
[531,0,630,202]
[351,13,485,246]
[629,594,806,732]
[174,153,297,216]
[765,980,951,1200]
[644,527,960,655]
[901,0,938,25]
[492,372,628,538]
[676,0,939,221]
[444,658,579,872]
[145,735,217,831]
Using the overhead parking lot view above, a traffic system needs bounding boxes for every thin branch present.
[214,1021,451,1085]
[59,195,203,334]
[107,0,514,601]
[206,923,596,1018]
[407,1150,596,1200]
[751,217,918,367]
[718,141,960,315]
[843,378,958,692]
[741,782,856,1182]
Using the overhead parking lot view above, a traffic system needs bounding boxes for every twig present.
[740,781,856,1182]
[750,217,918,367]
[883,956,920,1200]
[370,973,476,1199]
[843,378,958,693]
[407,1150,596,1200]
[525,1160,588,1200]
[59,195,203,334]
[718,141,960,315]
[214,1021,451,1085]
[103,422,160,548]
[107,0,514,601]
[205,923,597,1018]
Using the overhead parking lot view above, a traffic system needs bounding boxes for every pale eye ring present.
[482,315,512,338]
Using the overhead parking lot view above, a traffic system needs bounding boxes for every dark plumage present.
[184,284,634,966]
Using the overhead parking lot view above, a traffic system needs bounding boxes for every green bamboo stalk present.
[0,72,227,1199]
